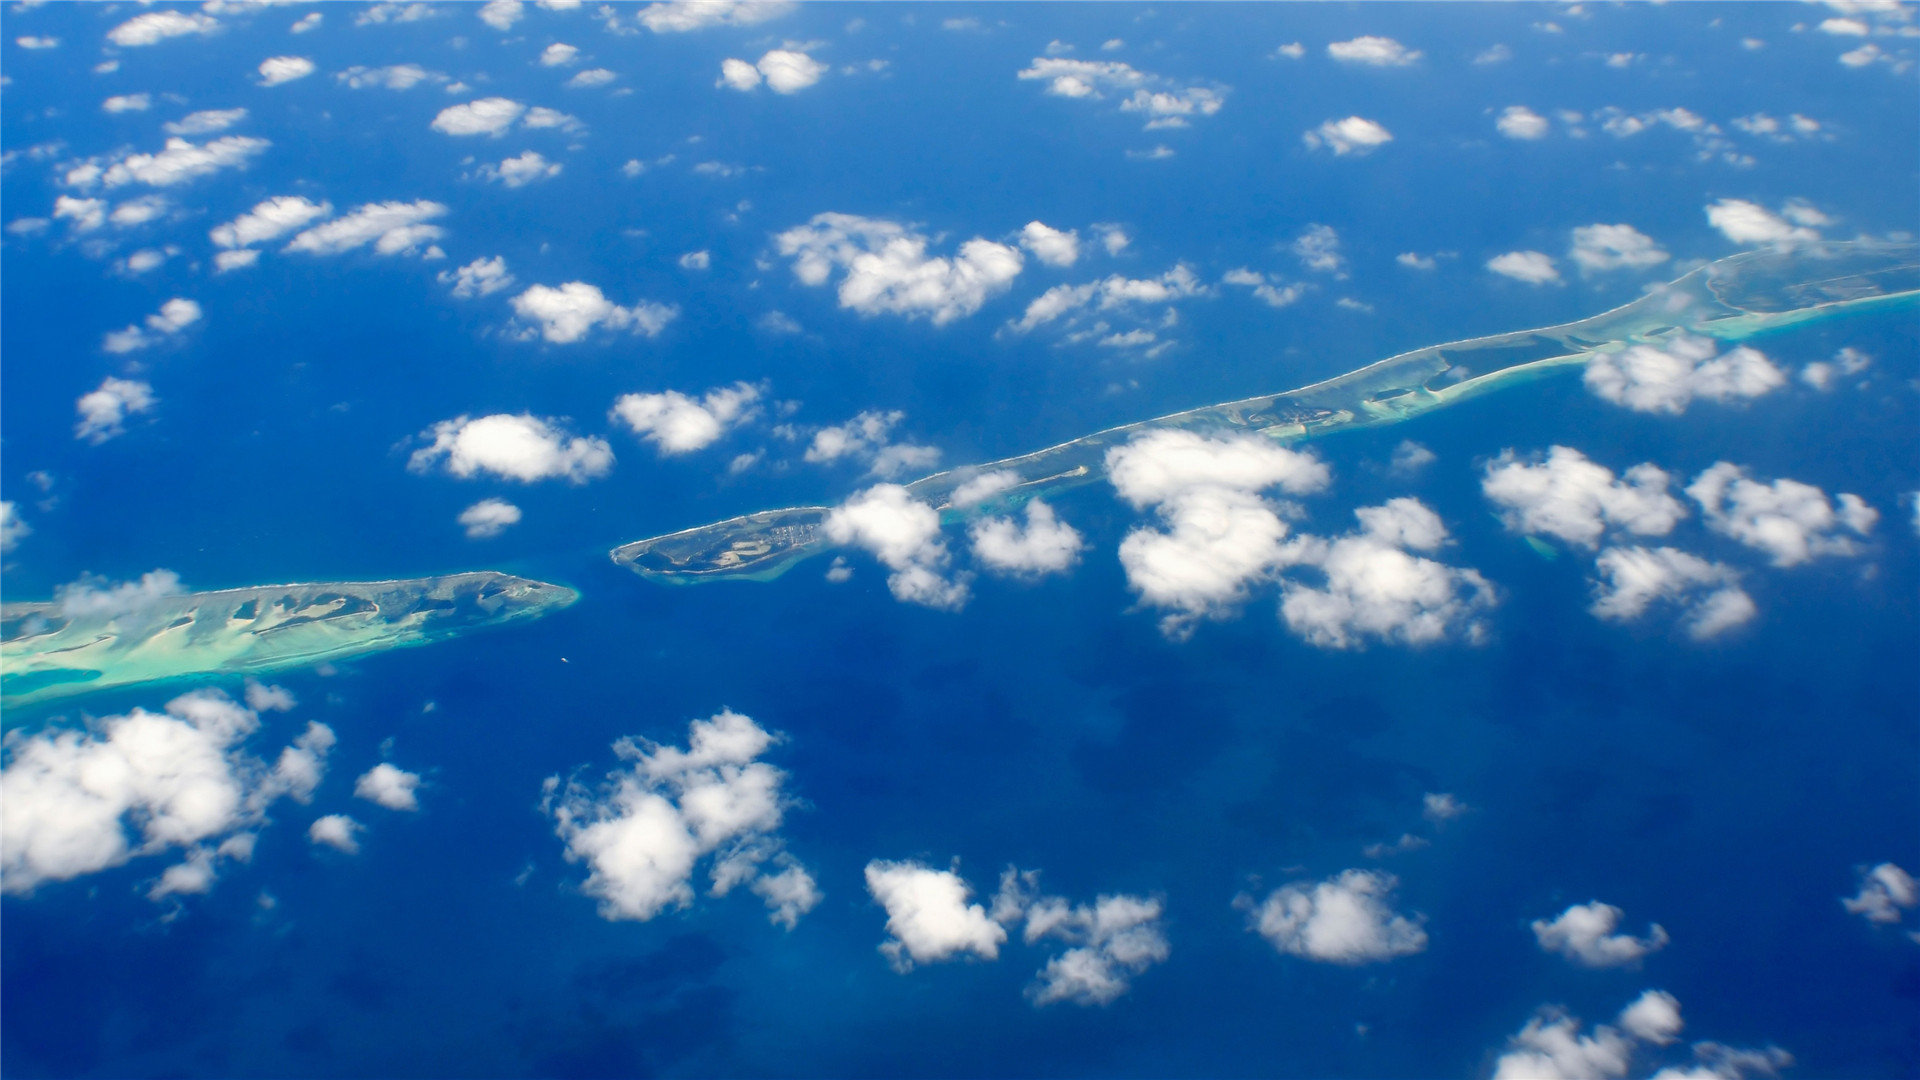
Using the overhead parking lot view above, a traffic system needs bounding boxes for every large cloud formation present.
[543,711,819,928]
[775,213,1024,325]
[1,687,330,901]
[408,414,614,483]
[1239,869,1428,964]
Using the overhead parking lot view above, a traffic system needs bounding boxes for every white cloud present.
[611,382,762,454]
[1799,348,1868,392]
[567,68,617,88]
[354,763,422,811]
[1276,42,1306,59]
[969,500,1084,577]
[802,410,939,479]
[1221,269,1307,308]
[1704,198,1823,246]
[1570,224,1669,273]
[53,196,105,232]
[479,0,523,31]
[282,199,445,258]
[1497,105,1551,139]
[16,35,59,49]
[1820,16,1871,35]
[718,57,763,90]
[990,872,1171,1006]
[74,377,155,443]
[477,149,561,187]
[825,484,969,609]
[1240,869,1427,964]
[1019,221,1080,267]
[1584,334,1786,415]
[1303,116,1392,155]
[1010,264,1204,333]
[1589,546,1756,640]
[211,195,332,249]
[1275,498,1496,649]
[510,281,677,342]
[1482,446,1686,549]
[1533,901,1671,967]
[1488,250,1562,285]
[1015,58,1226,129]
[1686,463,1876,567]
[756,49,827,93]
[1,689,333,898]
[1839,43,1885,67]
[1109,430,1329,508]
[440,255,516,298]
[1490,991,1791,1080]
[458,497,522,538]
[54,568,185,621]
[355,3,436,26]
[1423,792,1468,823]
[214,250,260,273]
[165,108,248,135]
[108,196,169,228]
[0,501,28,554]
[1327,36,1422,66]
[865,860,1007,971]
[107,11,219,47]
[432,97,528,136]
[103,93,151,113]
[309,814,363,854]
[337,64,439,90]
[679,250,710,270]
[101,297,202,354]
[1292,224,1346,276]
[775,212,1024,325]
[1389,440,1436,475]
[544,710,815,927]
[72,136,271,190]
[637,1,792,33]
[257,55,316,86]
[1842,863,1918,926]
[291,12,322,33]
[244,680,297,714]
[540,42,578,66]
[408,413,614,483]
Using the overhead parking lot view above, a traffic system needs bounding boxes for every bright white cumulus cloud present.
[408,414,614,484]
[510,282,677,343]
[477,150,561,188]
[825,484,969,610]
[284,200,447,258]
[1019,221,1080,267]
[354,763,422,811]
[1489,990,1791,1080]
[1303,116,1392,154]
[309,814,363,854]
[1686,463,1876,567]
[611,382,762,454]
[1016,58,1226,129]
[544,710,818,928]
[802,410,939,479]
[1275,498,1496,650]
[1589,546,1756,640]
[866,860,1008,971]
[1327,36,1422,66]
[1487,250,1561,285]
[210,195,331,250]
[1570,224,1669,273]
[1705,198,1825,246]
[75,376,156,444]
[102,297,201,355]
[67,136,270,191]
[257,56,316,86]
[1533,901,1671,967]
[440,255,516,298]
[1497,105,1551,139]
[992,869,1172,1006]
[1,687,330,900]
[969,501,1084,578]
[1239,869,1427,964]
[1009,263,1205,334]
[775,212,1024,325]
[1,501,28,554]
[458,497,522,538]
[1482,446,1686,550]
[431,97,528,136]
[718,49,827,93]
[107,11,219,47]
[1584,334,1786,415]
[637,0,792,33]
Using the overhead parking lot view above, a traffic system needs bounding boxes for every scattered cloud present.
[1292,223,1346,276]
[1487,250,1561,285]
[719,49,827,93]
[355,2,437,26]
[1274,498,1496,649]
[1019,221,1080,267]
[611,382,763,454]
[1327,36,1421,66]
[479,0,523,31]
[408,414,614,483]
[1238,869,1428,964]
[1686,463,1876,567]
[66,136,270,190]
[801,410,939,478]
[1704,198,1824,246]
[540,42,578,66]
[1490,990,1791,1080]
[458,497,522,538]
[1533,901,1671,967]
[567,68,617,88]
[1388,440,1436,476]
[510,282,676,342]
[992,870,1171,1005]
[107,11,219,47]
[1842,863,1918,931]
[16,35,59,49]
[54,568,185,622]
[1584,334,1785,414]
[1569,224,1668,273]
[1,501,28,554]
[1423,792,1468,823]
[439,255,516,298]
[309,814,363,854]
[291,12,322,33]
[1016,58,1226,129]
[969,500,1085,577]
[432,97,528,136]
[866,860,1007,971]
[257,55,316,86]
[102,297,202,355]
[211,195,331,249]
[284,199,446,258]
[825,484,969,609]
[543,710,817,928]
[1221,268,1307,308]
[354,763,422,811]
[1303,116,1393,155]
[636,1,792,33]
[775,212,1024,325]
[1482,446,1686,550]
[1497,105,1550,139]
[476,149,562,187]
[102,93,151,114]
[164,108,247,135]
[1010,264,1204,334]
[1589,546,1756,640]
[337,64,441,90]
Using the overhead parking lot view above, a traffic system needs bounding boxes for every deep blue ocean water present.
[3,4,1917,1077]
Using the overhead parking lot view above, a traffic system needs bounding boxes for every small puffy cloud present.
[1,501,29,554]
[1490,991,1790,1080]
[544,710,815,927]
[540,42,578,66]
[109,196,170,228]
[479,0,523,31]
[679,250,710,270]
[1423,792,1468,823]
[354,763,422,811]
[1570,224,1669,273]
[337,64,440,90]
[825,484,969,609]
[1292,223,1346,276]
[103,93,151,114]
[257,56,316,86]
[102,297,202,355]
[432,97,528,136]
[73,136,270,190]
[865,860,1007,971]
[1389,440,1436,476]
[107,11,220,47]
[1276,498,1496,649]
[1,689,332,897]
[54,196,106,232]
[1303,116,1392,155]
[210,195,331,249]
[215,250,260,273]
[1240,869,1427,964]
[1842,863,1918,927]
[718,57,763,90]
[54,568,185,622]
[776,212,1024,325]
[1686,463,1876,567]
[1487,250,1561,285]
[309,814,363,853]
[165,108,247,135]
[1109,430,1329,508]
[567,68,617,88]
[1533,901,1671,967]
[1800,347,1870,392]
[1819,17,1871,36]
[803,410,939,479]
[969,500,1084,577]
[458,497,522,538]
[1584,335,1785,415]
[1483,446,1686,549]
[284,200,447,258]
[1705,198,1823,246]
[1019,221,1080,267]
[1222,268,1308,308]
[291,12,322,33]
[1327,36,1422,66]
[611,382,762,454]
[1497,105,1551,139]
[354,3,437,26]
[75,377,156,443]
[1016,58,1226,129]
[439,255,516,298]
[1590,546,1756,640]
[1010,263,1204,333]
[244,681,297,714]
[510,282,677,342]
[477,149,562,187]
[637,1,792,33]
[16,35,59,49]
[992,873,1171,1006]
[408,413,614,484]
[755,49,828,93]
